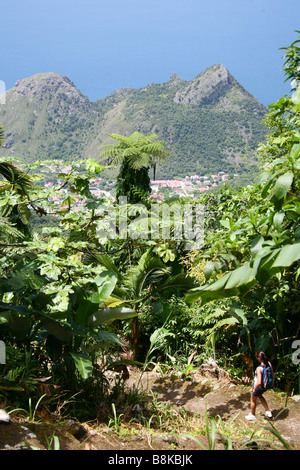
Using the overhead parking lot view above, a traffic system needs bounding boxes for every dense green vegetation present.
[0,34,299,444]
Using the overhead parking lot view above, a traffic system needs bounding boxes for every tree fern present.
[101,131,171,171]
[100,132,171,203]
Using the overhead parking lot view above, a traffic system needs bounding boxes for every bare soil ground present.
[1,362,299,451]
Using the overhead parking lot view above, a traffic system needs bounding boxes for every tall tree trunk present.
[153,163,156,181]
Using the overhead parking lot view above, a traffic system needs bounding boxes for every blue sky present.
[1,0,300,105]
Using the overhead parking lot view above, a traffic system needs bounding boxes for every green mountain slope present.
[0,64,268,179]
[0,72,100,162]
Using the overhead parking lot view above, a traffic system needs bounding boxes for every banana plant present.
[185,143,300,307]
[83,246,197,360]
[0,268,136,383]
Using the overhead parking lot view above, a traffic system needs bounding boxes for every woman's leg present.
[258,395,270,412]
[250,394,257,415]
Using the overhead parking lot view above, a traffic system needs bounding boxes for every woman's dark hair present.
[256,351,268,366]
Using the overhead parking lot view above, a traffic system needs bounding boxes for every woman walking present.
[245,351,274,421]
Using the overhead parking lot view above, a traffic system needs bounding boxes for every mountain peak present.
[173,63,233,105]
[6,72,96,118]
[14,72,62,88]
[169,72,181,82]
[11,72,74,98]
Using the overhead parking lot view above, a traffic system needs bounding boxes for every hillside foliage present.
[0,34,299,424]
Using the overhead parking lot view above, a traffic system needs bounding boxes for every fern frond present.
[0,216,25,241]
[99,131,171,170]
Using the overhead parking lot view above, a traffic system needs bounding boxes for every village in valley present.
[43,162,236,212]
[149,171,233,201]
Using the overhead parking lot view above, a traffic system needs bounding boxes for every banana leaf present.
[70,352,93,380]
[88,306,137,326]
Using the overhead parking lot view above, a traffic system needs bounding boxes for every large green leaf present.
[75,295,100,324]
[0,302,32,316]
[95,270,118,301]
[203,261,216,280]
[185,263,257,305]
[228,304,248,326]
[255,249,281,286]
[75,271,118,324]
[201,271,231,291]
[0,301,74,343]
[272,243,300,268]
[186,241,300,305]
[41,318,72,344]
[250,235,264,257]
[273,212,285,230]
[272,170,294,200]
[185,281,240,306]
[88,306,137,326]
[224,263,257,289]
[70,352,93,380]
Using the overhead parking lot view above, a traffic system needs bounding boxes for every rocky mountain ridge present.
[0,65,268,179]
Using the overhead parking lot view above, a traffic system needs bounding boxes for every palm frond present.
[0,162,32,195]
[159,273,198,290]
[124,248,170,298]
[82,252,121,279]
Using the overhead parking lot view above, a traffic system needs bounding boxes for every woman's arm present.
[270,362,274,385]
[253,367,262,393]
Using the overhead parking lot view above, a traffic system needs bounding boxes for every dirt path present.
[127,364,300,449]
[1,363,300,451]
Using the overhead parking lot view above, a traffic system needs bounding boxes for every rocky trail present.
[1,360,299,451]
